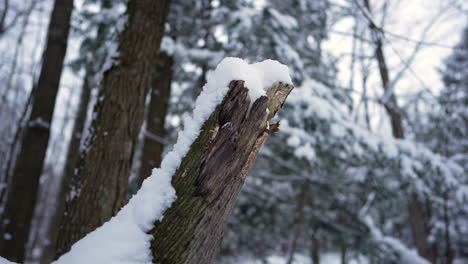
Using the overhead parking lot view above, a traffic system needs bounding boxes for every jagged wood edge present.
[149,80,293,264]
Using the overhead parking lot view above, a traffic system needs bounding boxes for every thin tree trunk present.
[0,0,27,37]
[358,27,371,130]
[362,74,371,130]
[442,193,453,264]
[0,0,73,262]
[341,244,347,264]
[192,0,212,99]
[0,0,38,114]
[348,13,357,97]
[310,229,320,264]
[28,2,112,261]
[286,184,307,264]
[0,0,8,35]
[37,73,92,264]
[25,84,75,263]
[194,64,208,99]
[55,0,171,257]
[408,198,436,263]
[362,1,435,262]
[136,53,173,188]
[149,80,293,264]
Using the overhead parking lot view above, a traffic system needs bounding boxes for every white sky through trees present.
[324,0,466,135]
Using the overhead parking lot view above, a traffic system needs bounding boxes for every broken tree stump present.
[150,80,293,264]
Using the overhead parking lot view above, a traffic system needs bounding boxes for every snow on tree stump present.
[150,79,292,264]
[53,58,293,264]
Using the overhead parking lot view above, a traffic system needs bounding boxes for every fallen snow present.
[0,257,15,264]
[53,57,291,264]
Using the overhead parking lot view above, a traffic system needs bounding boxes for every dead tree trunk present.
[136,53,173,188]
[0,0,73,262]
[362,1,436,262]
[55,0,171,257]
[149,80,293,264]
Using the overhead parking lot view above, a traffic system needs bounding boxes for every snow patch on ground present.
[53,57,291,264]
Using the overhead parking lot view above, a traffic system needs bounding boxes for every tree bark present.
[136,53,173,188]
[29,2,113,261]
[286,184,307,264]
[309,226,320,264]
[0,0,73,262]
[362,1,435,262]
[55,0,171,257]
[149,80,293,264]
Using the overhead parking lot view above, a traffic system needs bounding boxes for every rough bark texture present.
[149,80,293,264]
[362,1,435,262]
[0,0,73,262]
[55,0,171,257]
[136,53,173,188]
[29,2,112,261]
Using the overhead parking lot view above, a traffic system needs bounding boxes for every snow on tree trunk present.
[150,80,293,264]
[53,58,293,264]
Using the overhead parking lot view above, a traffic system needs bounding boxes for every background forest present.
[0,0,466,263]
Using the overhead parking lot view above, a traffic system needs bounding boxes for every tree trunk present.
[0,0,8,36]
[286,184,307,264]
[442,193,453,264]
[408,198,436,263]
[0,0,73,262]
[136,53,173,188]
[54,0,171,257]
[340,244,347,264]
[149,80,293,264]
[194,64,208,99]
[362,1,435,262]
[37,73,92,264]
[29,2,113,261]
[310,230,320,264]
